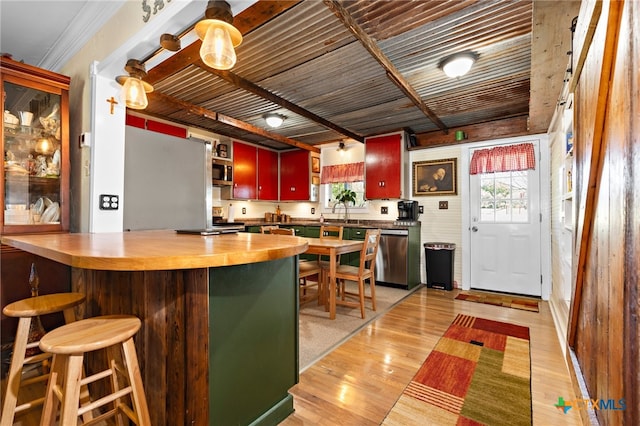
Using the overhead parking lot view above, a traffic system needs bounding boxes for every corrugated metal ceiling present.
[145,0,538,150]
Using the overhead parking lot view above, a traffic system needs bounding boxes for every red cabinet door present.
[280,150,310,201]
[232,141,257,199]
[257,147,278,200]
[365,134,402,199]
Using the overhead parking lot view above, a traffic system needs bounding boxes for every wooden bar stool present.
[38,315,151,426]
[1,292,86,426]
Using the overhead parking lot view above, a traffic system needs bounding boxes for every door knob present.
[471,226,478,232]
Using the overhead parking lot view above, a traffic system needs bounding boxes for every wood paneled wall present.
[570,1,639,424]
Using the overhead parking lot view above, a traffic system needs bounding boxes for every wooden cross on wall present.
[106,97,118,114]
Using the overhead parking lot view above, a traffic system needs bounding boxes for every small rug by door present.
[382,314,531,426]
[455,291,539,312]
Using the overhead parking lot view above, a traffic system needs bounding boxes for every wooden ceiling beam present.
[410,115,530,149]
[146,0,362,146]
[323,0,449,134]
[146,1,302,83]
[148,92,320,153]
[197,65,364,143]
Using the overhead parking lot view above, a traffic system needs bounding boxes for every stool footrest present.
[24,351,52,365]
[14,396,45,414]
[81,367,114,387]
[81,407,117,426]
[20,372,50,387]
[78,386,132,417]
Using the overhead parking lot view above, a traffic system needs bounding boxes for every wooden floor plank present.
[281,287,583,425]
[4,286,581,425]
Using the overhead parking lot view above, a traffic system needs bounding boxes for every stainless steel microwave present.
[212,159,232,182]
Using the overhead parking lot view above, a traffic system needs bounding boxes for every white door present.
[468,144,542,296]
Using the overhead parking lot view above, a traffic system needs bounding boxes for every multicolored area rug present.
[455,291,539,312]
[383,314,531,426]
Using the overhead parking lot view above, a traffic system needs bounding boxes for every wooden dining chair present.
[317,225,344,304]
[260,225,317,302]
[333,228,382,319]
[260,225,280,234]
[260,225,295,235]
[271,228,295,235]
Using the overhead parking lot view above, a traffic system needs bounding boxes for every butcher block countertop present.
[1,230,308,271]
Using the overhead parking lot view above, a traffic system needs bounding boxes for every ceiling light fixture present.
[195,0,243,70]
[115,59,154,110]
[264,113,286,128]
[439,52,479,78]
[337,142,346,155]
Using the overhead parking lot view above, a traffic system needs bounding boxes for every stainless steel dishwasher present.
[375,229,409,288]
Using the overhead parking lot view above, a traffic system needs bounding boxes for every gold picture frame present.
[413,158,457,196]
[311,156,320,173]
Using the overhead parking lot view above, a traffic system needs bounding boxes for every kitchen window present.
[324,182,366,210]
[320,161,366,211]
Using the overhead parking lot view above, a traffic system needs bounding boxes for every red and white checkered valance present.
[469,142,536,175]
[321,162,364,184]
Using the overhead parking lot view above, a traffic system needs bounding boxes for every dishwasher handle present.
[381,229,409,236]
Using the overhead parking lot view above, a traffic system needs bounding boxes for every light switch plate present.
[439,201,448,210]
[242,207,247,214]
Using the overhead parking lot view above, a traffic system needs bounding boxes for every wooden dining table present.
[303,237,364,319]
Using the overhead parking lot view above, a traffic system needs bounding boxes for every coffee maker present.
[397,200,419,221]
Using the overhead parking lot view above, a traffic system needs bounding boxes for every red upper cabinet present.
[365,133,403,199]
[280,150,310,201]
[232,141,257,199]
[257,147,278,201]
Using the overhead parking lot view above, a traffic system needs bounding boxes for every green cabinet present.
[281,225,317,260]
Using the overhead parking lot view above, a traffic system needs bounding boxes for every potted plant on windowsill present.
[332,188,356,221]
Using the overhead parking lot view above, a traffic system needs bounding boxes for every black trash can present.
[424,242,455,290]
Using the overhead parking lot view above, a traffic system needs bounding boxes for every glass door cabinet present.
[1,57,70,234]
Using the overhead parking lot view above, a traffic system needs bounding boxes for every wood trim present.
[200,66,364,143]
[323,0,448,133]
[0,57,70,89]
[569,0,603,92]
[148,92,320,153]
[409,116,529,149]
[568,0,622,347]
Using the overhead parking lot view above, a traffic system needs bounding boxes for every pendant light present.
[195,1,243,70]
[115,59,154,110]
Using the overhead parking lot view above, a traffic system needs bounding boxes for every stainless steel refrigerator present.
[123,125,212,231]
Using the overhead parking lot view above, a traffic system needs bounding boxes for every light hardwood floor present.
[4,286,582,425]
[281,286,584,425]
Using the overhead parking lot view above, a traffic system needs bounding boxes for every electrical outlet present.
[242,207,247,214]
[311,207,315,214]
[419,205,424,214]
[99,194,119,210]
[381,206,388,214]
[439,201,448,210]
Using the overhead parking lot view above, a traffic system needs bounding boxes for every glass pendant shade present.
[200,23,237,70]
[122,76,149,110]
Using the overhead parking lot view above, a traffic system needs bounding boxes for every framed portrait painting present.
[413,158,457,196]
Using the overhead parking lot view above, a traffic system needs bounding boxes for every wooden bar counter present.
[1,230,308,425]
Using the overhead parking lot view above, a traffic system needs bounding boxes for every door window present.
[479,171,529,223]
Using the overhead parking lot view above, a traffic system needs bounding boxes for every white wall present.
[409,146,464,287]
